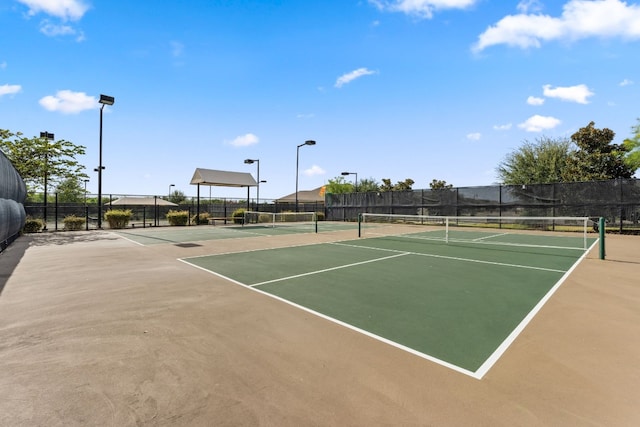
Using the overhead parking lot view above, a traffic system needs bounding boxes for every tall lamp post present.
[39,131,54,231]
[83,179,89,206]
[97,94,115,229]
[341,171,358,192]
[169,184,175,199]
[244,158,260,211]
[296,140,316,212]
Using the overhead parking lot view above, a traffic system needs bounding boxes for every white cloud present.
[619,78,634,86]
[527,95,545,106]
[304,165,325,176]
[493,123,512,131]
[518,115,561,132]
[227,133,259,147]
[296,113,315,119]
[369,0,478,19]
[466,132,481,140]
[335,68,377,88]
[517,0,543,14]
[39,21,85,41]
[38,90,98,114]
[0,62,7,69]
[0,84,22,97]
[543,83,593,104]
[18,0,89,21]
[473,0,640,52]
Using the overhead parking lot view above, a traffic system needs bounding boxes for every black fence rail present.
[22,179,640,233]
[23,195,326,231]
[326,179,640,234]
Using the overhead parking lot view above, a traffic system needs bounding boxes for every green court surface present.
[182,230,598,378]
[115,221,357,245]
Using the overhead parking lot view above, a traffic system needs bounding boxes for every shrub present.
[104,209,132,229]
[23,217,44,233]
[63,215,86,231]
[232,208,245,224]
[167,210,189,226]
[191,212,210,225]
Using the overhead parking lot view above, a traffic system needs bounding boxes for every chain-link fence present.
[21,179,640,233]
[326,179,640,233]
[23,194,326,231]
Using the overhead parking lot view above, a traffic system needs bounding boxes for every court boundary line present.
[178,238,598,380]
[364,228,590,251]
[329,242,567,273]
[474,238,600,378]
[178,256,480,379]
[250,253,410,287]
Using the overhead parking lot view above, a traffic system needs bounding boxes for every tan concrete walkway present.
[1,230,638,426]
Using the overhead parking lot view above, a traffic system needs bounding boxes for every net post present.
[358,213,362,238]
[599,217,606,260]
[445,217,449,243]
[315,212,318,233]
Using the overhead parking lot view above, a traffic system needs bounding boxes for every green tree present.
[562,121,634,181]
[497,136,571,185]
[380,178,414,191]
[55,177,84,203]
[357,177,379,192]
[429,179,453,190]
[168,189,187,204]
[622,118,640,173]
[325,176,352,194]
[0,129,88,194]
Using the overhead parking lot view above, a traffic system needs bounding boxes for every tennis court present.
[3,219,639,425]
[182,221,598,378]
[115,219,357,246]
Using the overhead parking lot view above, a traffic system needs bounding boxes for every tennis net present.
[243,211,317,230]
[358,213,594,251]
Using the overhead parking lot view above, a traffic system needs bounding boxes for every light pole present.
[97,94,115,229]
[244,159,260,211]
[83,179,89,206]
[341,171,358,192]
[169,184,175,199]
[39,131,54,231]
[296,140,316,212]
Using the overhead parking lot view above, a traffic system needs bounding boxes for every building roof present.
[276,186,326,203]
[106,197,178,206]
[190,168,257,187]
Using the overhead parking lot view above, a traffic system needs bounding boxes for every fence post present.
[599,217,606,260]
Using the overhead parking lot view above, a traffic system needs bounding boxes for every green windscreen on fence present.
[0,149,27,251]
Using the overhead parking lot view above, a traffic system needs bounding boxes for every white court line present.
[474,238,600,378]
[250,252,409,287]
[179,239,597,380]
[473,232,508,241]
[330,242,567,274]
[178,255,479,379]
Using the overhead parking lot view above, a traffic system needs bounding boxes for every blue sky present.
[1,0,639,199]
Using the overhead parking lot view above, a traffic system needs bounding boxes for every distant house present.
[275,186,326,203]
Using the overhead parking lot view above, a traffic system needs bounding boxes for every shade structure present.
[190,168,257,188]
[106,197,178,206]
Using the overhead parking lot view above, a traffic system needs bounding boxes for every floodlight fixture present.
[244,159,261,210]
[97,93,115,229]
[296,140,316,212]
[341,171,358,192]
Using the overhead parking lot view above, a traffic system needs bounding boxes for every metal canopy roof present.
[190,168,257,188]
[106,197,178,206]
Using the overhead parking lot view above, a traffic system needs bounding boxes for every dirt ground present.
[0,229,638,426]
